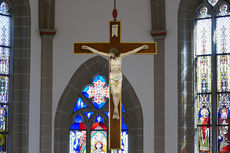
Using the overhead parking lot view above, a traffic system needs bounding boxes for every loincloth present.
[110,73,123,84]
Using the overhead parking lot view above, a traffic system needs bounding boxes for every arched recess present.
[178,0,202,152]
[5,0,31,152]
[54,56,143,153]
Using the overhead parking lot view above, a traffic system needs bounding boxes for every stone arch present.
[178,0,202,152]
[54,56,143,153]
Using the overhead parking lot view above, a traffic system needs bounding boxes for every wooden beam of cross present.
[73,20,157,150]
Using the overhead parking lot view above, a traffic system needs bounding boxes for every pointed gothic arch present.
[178,0,230,152]
[178,0,202,152]
[54,56,143,153]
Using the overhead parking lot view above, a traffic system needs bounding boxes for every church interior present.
[1,0,227,153]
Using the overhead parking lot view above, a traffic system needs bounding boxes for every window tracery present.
[194,1,230,152]
[69,75,128,153]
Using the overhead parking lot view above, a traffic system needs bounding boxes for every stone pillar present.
[177,0,200,152]
[153,37,165,153]
[11,0,31,153]
[150,0,166,153]
[39,30,55,153]
[39,0,56,152]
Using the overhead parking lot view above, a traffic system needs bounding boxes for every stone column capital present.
[151,30,166,40]
[40,29,56,36]
[150,0,166,40]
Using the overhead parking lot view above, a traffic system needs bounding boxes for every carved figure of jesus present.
[82,45,149,119]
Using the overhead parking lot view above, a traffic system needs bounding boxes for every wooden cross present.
[73,20,157,150]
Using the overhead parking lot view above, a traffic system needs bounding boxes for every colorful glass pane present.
[121,117,128,130]
[217,55,230,92]
[122,123,128,130]
[74,115,83,123]
[0,134,6,153]
[195,19,212,55]
[91,123,107,130]
[0,2,9,15]
[197,7,211,19]
[217,5,230,16]
[197,56,212,93]
[0,47,9,75]
[84,112,94,119]
[82,75,109,109]
[0,76,8,103]
[105,112,109,118]
[198,126,211,152]
[216,17,230,54]
[95,115,103,123]
[208,0,218,7]
[70,123,86,130]
[69,131,86,153]
[0,15,10,46]
[218,94,230,125]
[73,97,87,113]
[121,102,125,113]
[111,131,128,153]
[91,130,107,153]
[0,105,7,132]
[218,126,230,152]
[197,94,211,125]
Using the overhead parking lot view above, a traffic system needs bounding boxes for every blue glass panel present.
[74,115,83,123]
[121,117,124,123]
[69,131,86,153]
[73,97,87,113]
[105,112,109,118]
[95,115,103,123]
[93,75,106,83]
[122,123,128,130]
[70,123,86,130]
[82,86,90,98]
[84,112,94,119]
[121,102,125,113]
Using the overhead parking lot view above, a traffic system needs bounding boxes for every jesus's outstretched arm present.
[120,45,149,58]
[82,45,110,58]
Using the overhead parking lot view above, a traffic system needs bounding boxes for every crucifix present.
[73,3,157,150]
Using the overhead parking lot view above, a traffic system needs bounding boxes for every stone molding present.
[177,0,202,152]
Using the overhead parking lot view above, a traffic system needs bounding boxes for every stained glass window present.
[82,75,109,109]
[0,2,10,153]
[194,1,230,152]
[84,112,94,119]
[69,75,129,153]
[70,131,87,153]
[91,129,107,152]
[208,0,218,7]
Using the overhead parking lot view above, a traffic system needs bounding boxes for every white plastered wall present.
[29,0,41,153]
[165,0,180,152]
